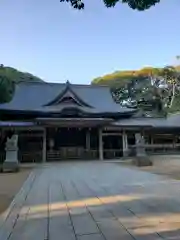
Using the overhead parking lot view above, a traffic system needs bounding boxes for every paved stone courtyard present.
[1,161,180,240]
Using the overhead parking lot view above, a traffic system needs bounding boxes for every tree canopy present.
[0,65,43,83]
[92,67,163,87]
[0,65,43,103]
[0,75,15,103]
[60,0,160,10]
[92,66,180,116]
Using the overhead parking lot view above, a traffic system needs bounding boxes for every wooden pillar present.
[86,130,91,150]
[151,135,154,144]
[122,130,128,157]
[42,128,46,162]
[150,135,154,153]
[99,128,103,160]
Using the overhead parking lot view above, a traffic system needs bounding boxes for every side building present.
[0,80,180,163]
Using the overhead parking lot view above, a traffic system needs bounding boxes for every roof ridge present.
[16,81,49,85]
[16,81,110,88]
[72,83,110,88]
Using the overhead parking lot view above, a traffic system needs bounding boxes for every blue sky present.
[1,0,180,84]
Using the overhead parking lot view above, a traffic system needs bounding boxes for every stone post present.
[3,134,19,172]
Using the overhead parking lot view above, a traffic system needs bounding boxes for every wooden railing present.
[18,151,43,163]
[145,143,180,155]
[47,149,99,161]
[0,144,180,164]
[129,143,180,156]
[47,149,124,161]
[103,149,123,159]
[0,151,43,164]
[1,151,42,163]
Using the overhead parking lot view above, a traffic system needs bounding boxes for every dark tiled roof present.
[0,81,134,115]
[0,121,36,127]
[113,114,180,128]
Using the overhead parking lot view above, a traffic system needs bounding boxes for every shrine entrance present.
[103,135,123,159]
[48,128,86,149]
[46,127,99,161]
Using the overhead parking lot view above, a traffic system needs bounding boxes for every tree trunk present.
[169,84,175,108]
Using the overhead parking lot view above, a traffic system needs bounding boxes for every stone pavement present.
[1,161,180,240]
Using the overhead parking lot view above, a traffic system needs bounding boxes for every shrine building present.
[0,80,180,163]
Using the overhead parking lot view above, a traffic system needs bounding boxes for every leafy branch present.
[60,0,161,10]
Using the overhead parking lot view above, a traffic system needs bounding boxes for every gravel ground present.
[0,168,32,214]
[121,156,180,180]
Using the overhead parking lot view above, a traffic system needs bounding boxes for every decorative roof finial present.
[66,80,70,85]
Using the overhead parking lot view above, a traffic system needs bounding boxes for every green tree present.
[112,75,165,116]
[160,66,180,109]
[60,0,160,10]
[0,75,15,103]
[148,65,180,113]
[0,65,44,104]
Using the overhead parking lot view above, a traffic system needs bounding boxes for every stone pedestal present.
[3,135,19,172]
[133,133,152,167]
[133,154,153,167]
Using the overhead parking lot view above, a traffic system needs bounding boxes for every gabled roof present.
[0,81,134,116]
[44,81,92,108]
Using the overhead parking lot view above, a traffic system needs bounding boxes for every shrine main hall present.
[0,80,180,163]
